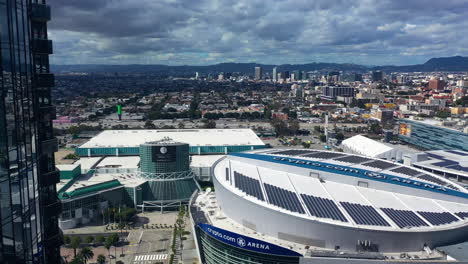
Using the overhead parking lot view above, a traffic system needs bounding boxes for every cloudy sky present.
[48,0,468,66]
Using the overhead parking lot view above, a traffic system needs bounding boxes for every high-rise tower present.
[254,66,262,80]
[0,0,61,263]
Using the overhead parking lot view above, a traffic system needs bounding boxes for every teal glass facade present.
[399,119,468,151]
[75,145,266,157]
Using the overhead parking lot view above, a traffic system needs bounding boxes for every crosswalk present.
[133,254,168,263]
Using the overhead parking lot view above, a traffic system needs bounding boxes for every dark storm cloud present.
[48,0,468,65]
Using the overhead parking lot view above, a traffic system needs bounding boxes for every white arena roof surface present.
[79,129,264,148]
[211,149,468,253]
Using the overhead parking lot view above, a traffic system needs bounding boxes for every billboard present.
[399,123,411,137]
[152,146,176,162]
[198,223,302,257]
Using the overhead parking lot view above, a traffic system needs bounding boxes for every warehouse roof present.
[79,129,264,148]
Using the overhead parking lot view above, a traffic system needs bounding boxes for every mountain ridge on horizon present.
[52,56,468,74]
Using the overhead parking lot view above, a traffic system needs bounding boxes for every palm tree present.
[79,247,94,264]
[104,241,112,263]
[70,237,82,257]
[96,254,106,264]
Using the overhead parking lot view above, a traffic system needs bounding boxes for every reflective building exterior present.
[0,0,60,263]
[399,119,468,152]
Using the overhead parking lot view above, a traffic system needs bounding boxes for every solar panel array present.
[381,208,428,228]
[264,183,305,214]
[390,166,422,176]
[445,184,459,191]
[334,155,372,164]
[233,171,265,201]
[301,194,347,222]
[271,150,315,156]
[362,160,396,170]
[446,164,468,173]
[302,152,346,159]
[341,202,390,226]
[416,174,447,186]
[426,153,445,159]
[432,160,458,167]
[446,150,468,156]
[417,211,459,226]
[455,212,468,219]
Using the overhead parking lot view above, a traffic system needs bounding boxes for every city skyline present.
[48,0,468,66]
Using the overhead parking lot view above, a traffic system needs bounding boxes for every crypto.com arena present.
[191,149,468,263]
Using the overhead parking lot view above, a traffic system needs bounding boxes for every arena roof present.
[79,129,264,148]
[412,150,468,177]
[192,191,448,260]
[213,150,468,232]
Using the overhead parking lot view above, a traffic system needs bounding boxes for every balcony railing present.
[41,170,60,186]
[45,200,62,217]
[41,137,58,154]
[32,39,53,54]
[31,3,51,22]
[36,73,55,87]
[40,105,57,120]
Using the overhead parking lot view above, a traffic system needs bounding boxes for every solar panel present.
[301,194,347,222]
[426,153,445,160]
[446,150,468,156]
[381,208,428,228]
[362,160,397,170]
[390,166,422,177]
[302,152,346,159]
[432,160,458,167]
[341,202,390,226]
[446,164,468,172]
[455,212,468,219]
[271,150,315,156]
[416,174,446,186]
[264,183,305,214]
[445,184,459,191]
[334,155,372,164]
[233,171,265,201]
[417,211,459,226]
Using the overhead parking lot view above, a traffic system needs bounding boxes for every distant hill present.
[373,56,468,72]
[51,56,468,74]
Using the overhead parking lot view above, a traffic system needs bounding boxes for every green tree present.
[85,236,94,245]
[177,122,185,129]
[435,110,451,119]
[70,255,85,264]
[288,120,300,134]
[319,134,327,142]
[144,120,156,129]
[302,142,311,148]
[104,240,112,260]
[455,96,468,106]
[336,133,345,141]
[71,237,82,257]
[63,235,71,245]
[106,233,120,261]
[203,120,216,129]
[79,247,94,264]
[96,235,105,244]
[96,254,106,264]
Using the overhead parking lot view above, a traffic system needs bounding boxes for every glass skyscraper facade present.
[1,0,60,263]
[399,119,468,152]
